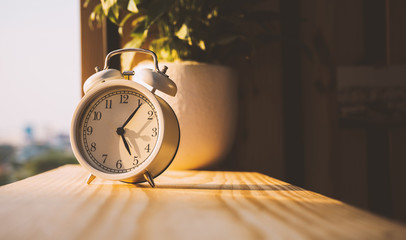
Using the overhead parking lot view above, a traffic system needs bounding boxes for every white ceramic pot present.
[135,61,238,169]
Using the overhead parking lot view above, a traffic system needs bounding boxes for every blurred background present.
[0,1,79,183]
[1,0,405,225]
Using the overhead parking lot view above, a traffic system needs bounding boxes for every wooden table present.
[0,165,405,239]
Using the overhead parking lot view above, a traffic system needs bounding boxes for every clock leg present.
[143,171,155,188]
[86,174,96,184]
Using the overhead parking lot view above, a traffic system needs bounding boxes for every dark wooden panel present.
[366,127,392,218]
[389,128,406,223]
[223,43,285,180]
[280,0,304,187]
[337,128,368,209]
[334,0,364,65]
[222,1,285,180]
[300,0,339,197]
[387,0,406,64]
[363,0,387,64]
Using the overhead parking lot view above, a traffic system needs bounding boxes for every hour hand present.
[121,135,131,155]
[117,127,131,155]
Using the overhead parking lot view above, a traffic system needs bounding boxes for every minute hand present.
[122,103,142,128]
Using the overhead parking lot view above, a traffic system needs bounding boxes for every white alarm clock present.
[70,48,180,187]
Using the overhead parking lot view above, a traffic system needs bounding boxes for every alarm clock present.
[70,48,180,187]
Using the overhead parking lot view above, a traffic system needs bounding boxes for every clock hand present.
[117,103,142,156]
[122,103,142,128]
[116,127,131,155]
[121,134,131,156]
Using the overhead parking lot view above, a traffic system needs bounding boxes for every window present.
[0,0,80,184]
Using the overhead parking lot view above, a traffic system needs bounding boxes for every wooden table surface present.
[0,165,405,240]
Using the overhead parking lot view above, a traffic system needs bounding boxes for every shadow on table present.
[134,182,305,191]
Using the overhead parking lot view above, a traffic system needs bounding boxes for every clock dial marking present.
[80,88,159,173]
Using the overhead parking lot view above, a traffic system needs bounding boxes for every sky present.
[0,0,81,145]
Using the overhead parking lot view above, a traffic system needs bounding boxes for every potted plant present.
[87,0,277,169]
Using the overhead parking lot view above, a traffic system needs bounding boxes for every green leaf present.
[120,13,135,26]
[130,16,147,35]
[101,0,118,16]
[175,24,188,41]
[100,0,129,25]
[127,0,140,13]
[150,37,179,62]
[117,12,135,35]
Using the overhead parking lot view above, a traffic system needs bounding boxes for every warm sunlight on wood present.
[0,165,405,239]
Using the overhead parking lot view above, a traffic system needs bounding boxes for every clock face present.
[77,87,159,174]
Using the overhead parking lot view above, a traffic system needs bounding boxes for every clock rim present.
[70,79,166,181]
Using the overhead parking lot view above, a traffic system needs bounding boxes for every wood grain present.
[0,165,405,240]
